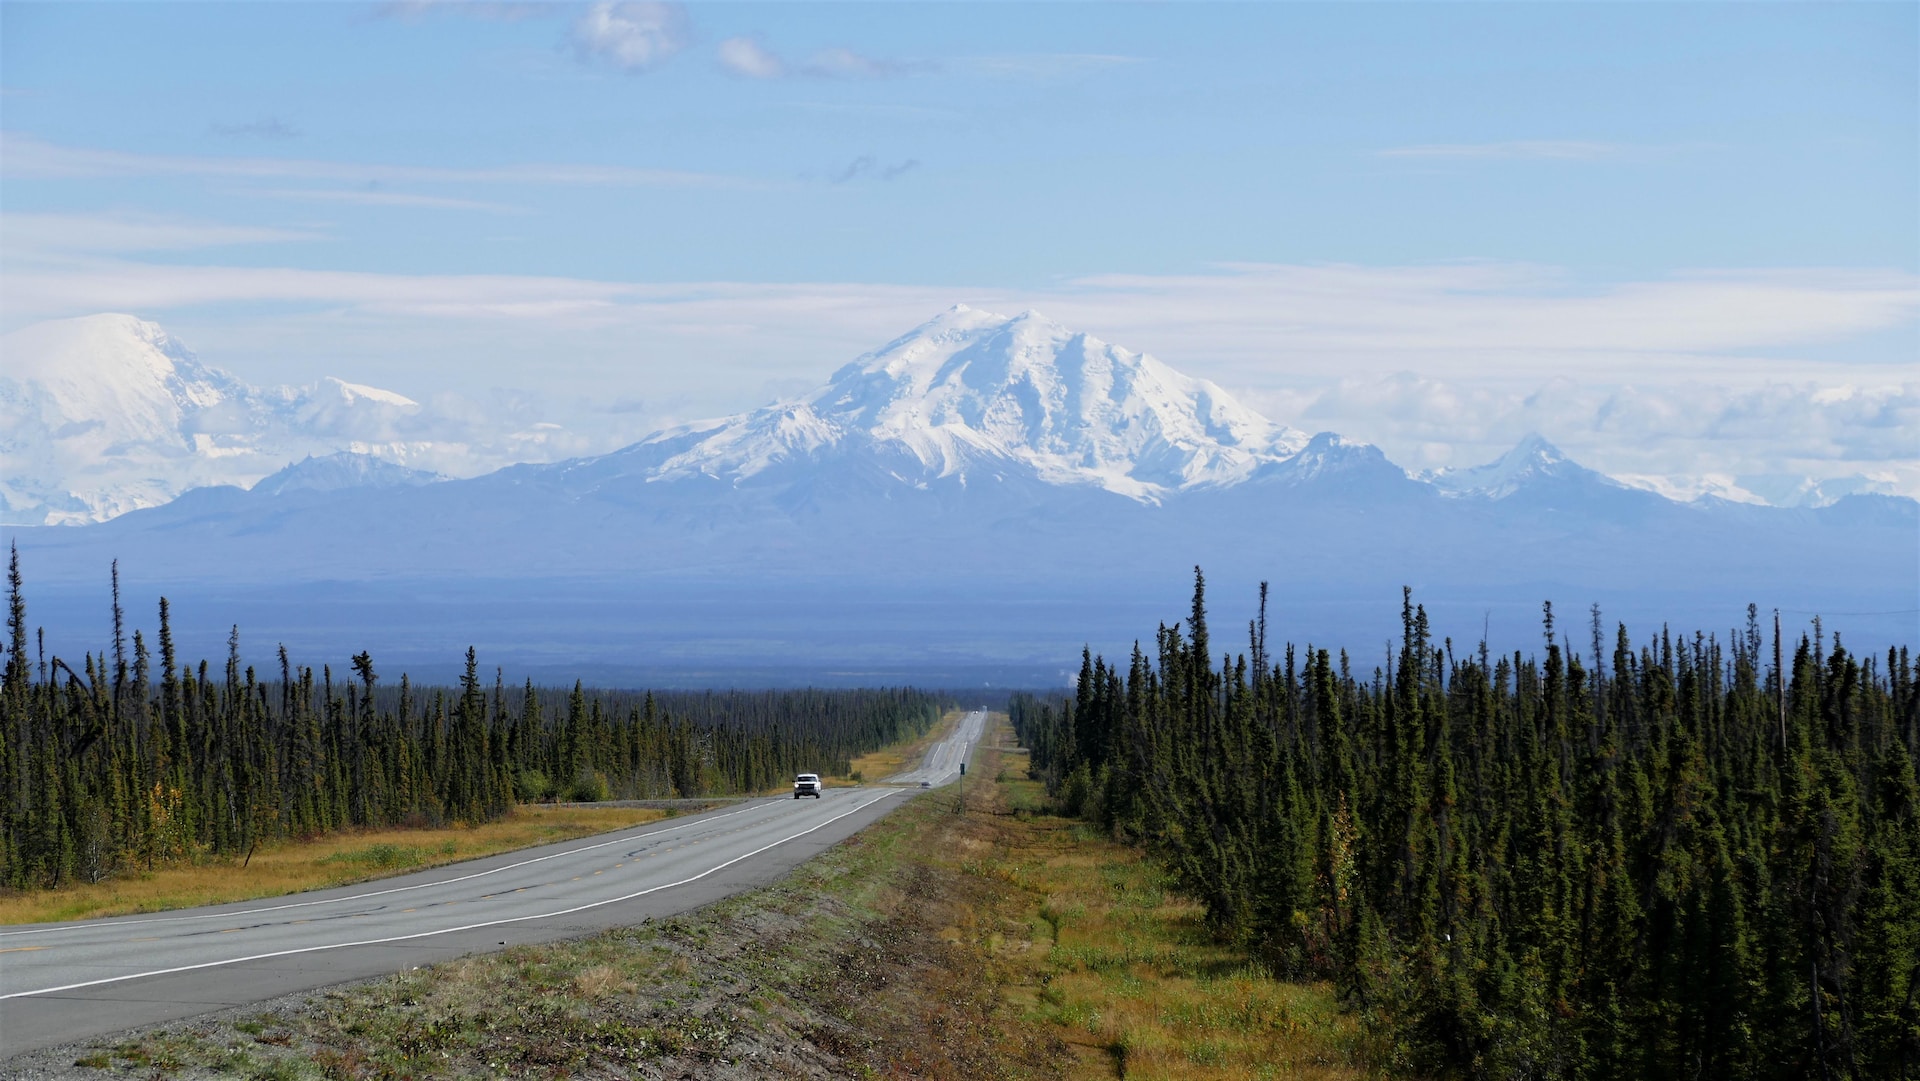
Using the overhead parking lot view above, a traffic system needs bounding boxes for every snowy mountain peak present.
[650,307,1308,501]
[252,452,443,497]
[315,377,420,410]
[0,314,433,525]
[1428,433,1620,500]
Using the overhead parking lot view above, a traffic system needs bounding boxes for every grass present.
[0,805,670,926]
[957,728,1373,1081]
[40,717,1379,1080]
[6,710,963,925]
[841,706,968,785]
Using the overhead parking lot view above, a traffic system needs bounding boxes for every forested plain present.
[1015,570,1919,1080]
[0,550,946,892]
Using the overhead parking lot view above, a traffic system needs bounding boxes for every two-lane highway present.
[882,708,985,786]
[0,711,987,1058]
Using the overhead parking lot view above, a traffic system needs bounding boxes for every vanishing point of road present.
[0,710,988,1058]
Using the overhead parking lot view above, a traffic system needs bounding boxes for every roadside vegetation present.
[0,551,948,896]
[1015,571,1920,1080]
[37,718,1375,1081]
[840,708,967,784]
[0,804,670,925]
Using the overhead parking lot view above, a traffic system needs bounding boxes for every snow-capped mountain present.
[628,306,1310,502]
[251,452,445,497]
[1425,433,1620,500]
[7,307,1912,686]
[0,314,436,525]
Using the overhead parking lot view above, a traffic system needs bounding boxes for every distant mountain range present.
[5,307,1914,685]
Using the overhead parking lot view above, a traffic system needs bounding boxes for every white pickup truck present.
[793,773,823,799]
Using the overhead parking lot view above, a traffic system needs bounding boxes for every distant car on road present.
[919,780,931,788]
[794,773,823,799]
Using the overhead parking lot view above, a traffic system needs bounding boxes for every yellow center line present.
[0,945,47,953]
[401,908,416,913]
[220,928,242,934]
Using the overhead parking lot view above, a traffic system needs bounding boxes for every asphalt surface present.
[881,708,986,786]
[0,709,986,1059]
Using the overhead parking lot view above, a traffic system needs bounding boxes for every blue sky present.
[2,1,1916,496]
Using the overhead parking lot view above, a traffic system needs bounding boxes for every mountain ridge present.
[6,307,1910,683]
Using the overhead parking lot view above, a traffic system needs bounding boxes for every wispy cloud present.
[249,188,522,213]
[1243,372,1920,501]
[803,46,920,78]
[714,37,922,80]
[374,0,558,21]
[1,212,318,255]
[1377,140,1622,161]
[0,134,759,190]
[570,2,687,72]
[830,156,919,184]
[7,258,1912,496]
[956,53,1144,80]
[6,257,1911,373]
[717,36,784,79]
[211,117,301,140]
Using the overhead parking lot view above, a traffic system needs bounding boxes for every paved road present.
[881,709,985,786]
[0,711,986,1059]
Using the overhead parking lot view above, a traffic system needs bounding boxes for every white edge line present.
[2,790,902,1001]
[0,799,789,939]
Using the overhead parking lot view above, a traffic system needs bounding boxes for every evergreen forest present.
[1013,569,1919,1079]
[0,551,946,892]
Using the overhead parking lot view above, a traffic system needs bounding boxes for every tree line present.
[0,549,947,891]
[1012,569,1919,1079]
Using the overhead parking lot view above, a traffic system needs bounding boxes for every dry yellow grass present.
[843,707,967,784]
[755,707,967,795]
[0,805,669,926]
[968,717,1374,1081]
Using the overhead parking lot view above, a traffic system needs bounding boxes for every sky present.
[2,1,1916,499]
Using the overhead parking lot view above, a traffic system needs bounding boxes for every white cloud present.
[2,254,1913,497]
[375,0,557,21]
[571,2,688,72]
[714,38,915,80]
[1378,140,1623,160]
[1037,263,1920,381]
[5,258,1913,379]
[248,189,520,213]
[802,46,911,78]
[717,37,784,79]
[1239,374,1920,500]
[0,213,317,255]
[0,133,756,190]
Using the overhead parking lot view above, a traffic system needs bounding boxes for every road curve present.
[0,711,987,1059]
